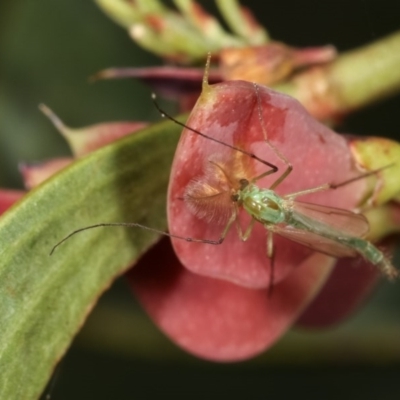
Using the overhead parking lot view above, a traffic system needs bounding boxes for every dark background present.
[1,1,400,399]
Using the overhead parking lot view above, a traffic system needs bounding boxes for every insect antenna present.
[151,93,278,172]
[50,222,226,255]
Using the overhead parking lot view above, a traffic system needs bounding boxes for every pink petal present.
[128,238,334,361]
[64,121,148,157]
[168,81,368,289]
[20,158,72,189]
[0,189,25,213]
[68,121,148,157]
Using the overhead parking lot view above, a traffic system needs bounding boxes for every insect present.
[51,61,398,285]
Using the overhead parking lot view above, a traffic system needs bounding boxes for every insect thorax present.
[240,186,286,224]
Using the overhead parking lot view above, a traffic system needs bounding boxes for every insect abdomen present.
[341,237,398,280]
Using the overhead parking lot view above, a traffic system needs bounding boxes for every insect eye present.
[239,179,249,189]
[231,194,239,202]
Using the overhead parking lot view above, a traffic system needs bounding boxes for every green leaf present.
[0,118,182,399]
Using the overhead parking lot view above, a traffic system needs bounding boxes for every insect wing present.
[272,224,358,258]
[292,201,370,238]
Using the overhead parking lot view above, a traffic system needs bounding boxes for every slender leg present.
[235,215,256,241]
[209,159,276,189]
[284,165,393,200]
[250,167,279,184]
[216,211,238,243]
[235,215,275,295]
[284,183,331,199]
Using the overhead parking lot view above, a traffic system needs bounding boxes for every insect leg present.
[284,183,331,199]
[249,167,279,184]
[284,165,394,200]
[235,215,256,241]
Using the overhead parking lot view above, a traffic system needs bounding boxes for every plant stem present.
[274,31,400,120]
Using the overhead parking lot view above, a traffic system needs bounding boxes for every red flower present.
[127,80,390,361]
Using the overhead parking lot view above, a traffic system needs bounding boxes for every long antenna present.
[50,222,225,255]
[151,93,278,172]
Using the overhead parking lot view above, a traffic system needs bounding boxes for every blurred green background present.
[1,1,399,399]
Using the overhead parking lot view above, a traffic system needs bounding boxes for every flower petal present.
[128,238,334,361]
[296,257,379,328]
[0,189,24,214]
[20,158,72,189]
